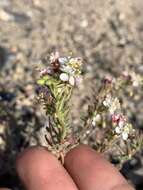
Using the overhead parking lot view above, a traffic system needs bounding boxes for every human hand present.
[15,145,134,190]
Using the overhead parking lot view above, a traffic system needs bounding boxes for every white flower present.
[118,120,124,128]
[115,126,121,134]
[95,114,101,122]
[69,76,75,86]
[132,80,139,87]
[103,95,120,114]
[112,114,129,140]
[103,95,112,107]
[58,57,68,65]
[50,52,59,63]
[61,65,74,74]
[110,98,120,114]
[92,119,96,127]
[122,132,128,140]
[92,114,101,126]
[59,73,69,82]
[131,72,141,87]
[103,100,110,107]
[49,53,83,86]
[109,107,116,114]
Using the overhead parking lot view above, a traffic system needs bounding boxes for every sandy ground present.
[0,0,143,189]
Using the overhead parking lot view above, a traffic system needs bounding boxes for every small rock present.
[0,9,14,21]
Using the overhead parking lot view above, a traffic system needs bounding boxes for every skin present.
[1,145,135,190]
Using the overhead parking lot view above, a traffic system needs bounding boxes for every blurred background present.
[0,0,143,189]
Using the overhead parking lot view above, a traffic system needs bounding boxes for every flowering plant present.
[37,52,82,162]
[37,52,143,165]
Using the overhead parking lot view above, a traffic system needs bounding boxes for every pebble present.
[0,9,14,21]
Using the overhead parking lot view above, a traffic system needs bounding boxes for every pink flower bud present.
[112,114,126,126]
[112,114,120,123]
[103,76,112,84]
[122,71,132,81]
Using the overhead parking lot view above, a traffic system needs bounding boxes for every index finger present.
[16,147,78,190]
[65,145,134,190]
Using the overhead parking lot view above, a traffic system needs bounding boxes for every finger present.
[65,145,134,190]
[16,147,78,190]
[0,188,11,190]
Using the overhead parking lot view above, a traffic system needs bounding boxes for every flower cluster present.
[122,71,143,87]
[103,94,120,114]
[37,52,142,164]
[91,93,133,141]
[92,114,101,127]
[91,92,132,140]
[37,52,84,161]
[112,114,132,140]
[102,71,143,92]
[103,76,114,84]
[40,52,83,86]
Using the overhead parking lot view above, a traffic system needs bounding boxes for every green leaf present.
[37,79,46,85]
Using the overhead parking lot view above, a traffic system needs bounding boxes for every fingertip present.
[16,146,78,190]
[65,144,105,173]
[16,146,53,170]
[16,146,54,181]
[65,144,101,163]
[16,146,59,188]
[65,144,133,190]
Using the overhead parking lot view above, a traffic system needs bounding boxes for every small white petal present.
[58,57,68,64]
[50,52,59,62]
[95,114,101,122]
[69,58,75,62]
[109,108,115,114]
[69,76,75,86]
[92,120,96,126]
[115,127,121,134]
[60,65,73,74]
[118,121,124,128]
[132,81,139,87]
[66,66,74,74]
[103,100,110,107]
[122,132,128,140]
[93,114,101,123]
[103,100,107,106]
[60,73,69,81]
